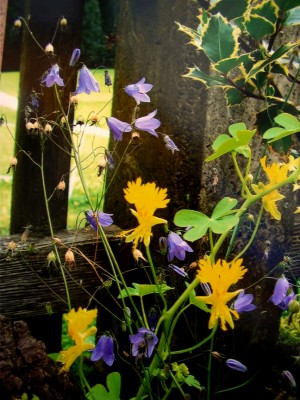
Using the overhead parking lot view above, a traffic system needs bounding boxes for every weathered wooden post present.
[10,0,84,234]
[0,0,8,73]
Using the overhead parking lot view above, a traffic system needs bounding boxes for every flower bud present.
[44,123,52,133]
[7,240,17,251]
[26,121,34,130]
[247,213,255,222]
[47,251,56,263]
[65,249,75,266]
[131,131,140,140]
[60,116,67,125]
[282,370,296,388]
[288,299,300,314]
[70,95,79,104]
[32,120,40,130]
[89,112,98,123]
[76,116,84,126]
[158,236,168,255]
[60,17,67,27]
[14,19,22,28]
[69,48,81,66]
[45,43,54,54]
[247,173,253,182]
[98,156,107,168]
[10,157,18,167]
[57,179,66,191]
[52,237,63,245]
[132,248,147,261]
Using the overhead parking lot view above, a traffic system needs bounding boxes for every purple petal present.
[270,276,290,306]
[226,359,248,372]
[167,232,193,262]
[168,264,188,278]
[125,77,153,105]
[106,117,131,141]
[98,212,113,227]
[86,210,113,230]
[75,65,100,94]
[69,48,81,66]
[233,291,257,313]
[134,110,160,137]
[91,335,115,366]
[282,370,296,388]
[41,64,64,87]
[164,135,179,154]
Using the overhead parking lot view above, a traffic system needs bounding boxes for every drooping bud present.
[32,120,41,130]
[69,48,81,66]
[288,299,300,314]
[70,95,79,104]
[10,157,18,168]
[52,237,63,246]
[247,173,253,183]
[47,251,56,264]
[56,179,66,191]
[45,302,53,315]
[7,241,17,251]
[98,156,107,168]
[89,112,98,124]
[282,370,296,388]
[158,236,168,255]
[60,17,67,27]
[132,248,147,262]
[104,70,112,87]
[44,123,52,134]
[45,43,54,54]
[26,121,34,130]
[65,249,75,267]
[60,116,67,125]
[14,19,22,28]
[131,131,140,140]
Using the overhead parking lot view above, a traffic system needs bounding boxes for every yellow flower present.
[57,307,97,371]
[120,178,169,249]
[295,206,300,214]
[251,156,290,220]
[196,258,247,330]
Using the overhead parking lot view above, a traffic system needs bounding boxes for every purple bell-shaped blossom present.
[226,359,248,373]
[86,210,113,230]
[41,64,64,87]
[167,231,193,262]
[90,335,115,366]
[168,264,188,278]
[269,275,295,310]
[125,77,153,105]
[106,117,132,141]
[129,327,158,358]
[134,110,160,137]
[75,65,100,94]
[232,290,256,313]
[163,135,179,154]
[69,48,81,66]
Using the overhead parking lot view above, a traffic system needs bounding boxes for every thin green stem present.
[170,324,217,355]
[207,323,217,400]
[40,147,71,310]
[146,245,167,311]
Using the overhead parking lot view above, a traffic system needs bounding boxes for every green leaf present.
[174,198,239,241]
[184,66,229,87]
[247,42,300,80]
[118,283,173,299]
[185,374,203,390]
[205,127,256,161]
[209,0,250,20]
[214,53,253,74]
[284,6,300,25]
[225,87,245,106]
[274,0,300,13]
[189,289,210,313]
[87,372,121,400]
[211,197,238,219]
[263,113,300,142]
[202,14,239,63]
[244,1,279,40]
[174,209,211,241]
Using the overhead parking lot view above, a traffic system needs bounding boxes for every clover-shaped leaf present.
[205,124,256,161]
[87,372,121,400]
[174,197,239,241]
[263,113,300,142]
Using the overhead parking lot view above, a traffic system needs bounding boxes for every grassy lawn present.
[0,70,113,235]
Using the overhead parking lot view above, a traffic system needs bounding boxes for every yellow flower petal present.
[196,258,247,330]
[58,341,95,371]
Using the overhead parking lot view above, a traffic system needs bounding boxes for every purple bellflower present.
[134,110,160,137]
[125,77,153,105]
[86,210,113,230]
[69,48,81,66]
[129,327,158,358]
[104,70,112,87]
[270,275,295,310]
[232,290,257,313]
[163,135,179,154]
[75,65,100,94]
[282,370,297,388]
[41,64,64,87]
[167,231,193,262]
[90,335,115,366]
[226,359,248,373]
[106,117,132,141]
[168,264,188,278]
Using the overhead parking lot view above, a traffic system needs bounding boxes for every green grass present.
[0,69,113,235]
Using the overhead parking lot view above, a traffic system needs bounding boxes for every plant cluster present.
[1,1,300,399]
